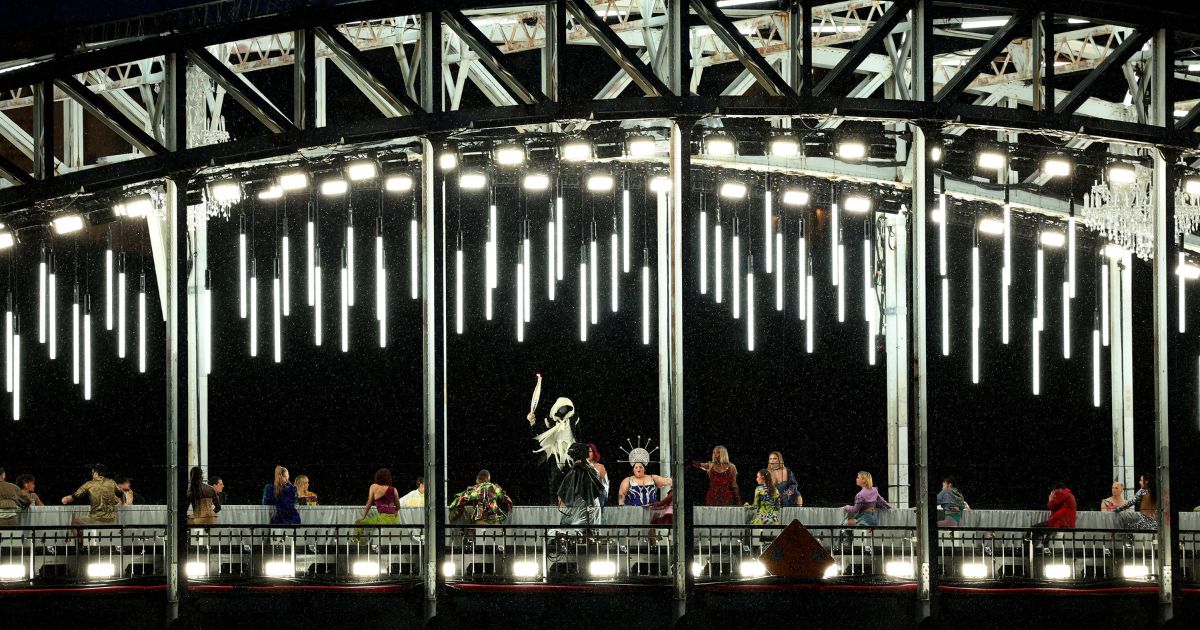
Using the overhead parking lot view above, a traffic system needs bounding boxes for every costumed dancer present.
[556,443,606,527]
[525,374,584,499]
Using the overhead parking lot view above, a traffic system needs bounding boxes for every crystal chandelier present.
[1081,165,1200,261]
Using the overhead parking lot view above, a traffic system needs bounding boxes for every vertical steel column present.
[1109,249,1135,490]
[32,80,54,180]
[315,57,327,128]
[420,10,444,626]
[63,99,84,170]
[800,0,813,98]
[884,214,909,509]
[909,2,935,625]
[1150,28,1178,625]
[542,2,563,101]
[657,179,672,481]
[294,28,317,130]
[1043,12,1056,113]
[163,51,189,625]
[667,120,691,627]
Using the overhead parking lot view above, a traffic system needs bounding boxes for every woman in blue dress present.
[261,465,301,524]
[618,463,672,506]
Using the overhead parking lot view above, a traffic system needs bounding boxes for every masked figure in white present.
[526,397,583,498]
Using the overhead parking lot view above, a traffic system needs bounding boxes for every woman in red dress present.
[692,445,741,506]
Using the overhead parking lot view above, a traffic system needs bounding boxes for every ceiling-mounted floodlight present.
[439,150,459,170]
[782,189,809,206]
[1176,262,1200,279]
[258,185,283,200]
[769,136,799,158]
[459,172,487,190]
[930,144,943,162]
[279,171,308,191]
[961,18,1010,29]
[347,160,377,181]
[494,143,526,166]
[1043,154,1072,178]
[977,148,1006,170]
[1040,231,1066,248]
[1107,162,1137,184]
[117,195,154,218]
[320,179,348,196]
[719,182,747,199]
[0,232,13,249]
[843,196,871,213]
[385,173,413,192]
[978,218,1005,235]
[627,135,657,157]
[1185,175,1200,195]
[53,215,85,235]
[208,180,242,203]
[836,139,866,161]
[649,176,671,193]
[562,139,592,161]
[523,173,550,190]
[586,173,615,191]
[1104,243,1128,259]
[704,134,736,156]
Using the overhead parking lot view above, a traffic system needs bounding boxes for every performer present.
[525,375,584,498]
[556,443,605,526]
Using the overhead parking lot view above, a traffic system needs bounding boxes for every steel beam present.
[444,9,546,105]
[690,0,796,99]
[55,74,166,155]
[186,47,297,135]
[935,12,1029,103]
[543,1,564,101]
[667,118,690,626]
[32,81,54,180]
[1055,29,1152,115]
[294,29,317,130]
[316,26,423,117]
[0,153,32,186]
[568,0,672,97]
[814,0,914,97]
[667,0,688,96]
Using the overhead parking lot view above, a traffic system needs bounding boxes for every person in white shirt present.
[398,477,425,508]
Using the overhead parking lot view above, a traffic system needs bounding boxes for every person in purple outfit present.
[838,471,891,548]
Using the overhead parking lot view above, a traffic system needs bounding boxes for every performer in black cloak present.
[556,443,605,526]
[525,375,584,499]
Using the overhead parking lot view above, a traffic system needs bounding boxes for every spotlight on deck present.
[930,143,943,162]
[691,561,706,578]
[884,561,914,578]
[562,138,592,162]
[86,562,116,578]
[264,561,296,577]
[385,173,413,192]
[1107,162,1136,184]
[1044,564,1071,580]
[458,172,487,190]
[1039,231,1066,248]
[704,134,736,156]
[1122,565,1150,580]
[961,562,988,578]
[441,561,457,577]
[347,160,378,181]
[588,560,617,577]
[627,135,657,157]
[769,136,799,158]
[352,561,381,577]
[0,564,26,581]
[185,561,207,578]
[738,560,766,578]
[513,561,539,578]
[52,214,85,235]
[782,189,809,206]
[823,564,841,579]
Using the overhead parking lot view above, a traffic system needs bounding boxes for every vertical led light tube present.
[49,261,57,359]
[83,297,91,400]
[1032,317,1041,395]
[610,227,619,312]
[249,259,258,357]
[346,213,356,307]
[775,230,784,311]
[376,217,385,323]
[589,229,598,325]
[118,257,126,358]
[523,232,532,322]
[622,189,631,273]
[410,216,419,300]
[282,222,291,317]
[488,204,498,289]
[805,257,814,353]
[11,316,18,420]
[555,197,564,281]
[517,263,525,342]
[938,193,947,275]
[138,273,146,373]
[715,220,724,303]
[1063,282,1071,359]
[862,233,872,323]
[699,208,708,294]
[1068,215,1077,298]
[547,220,556,301]
[72,283,79,384]
[314,248,323,346]
[579,245,588,342]
[837,233,845,323]
[1092,314,1101,407]
[1180,252,1187,334]
[941,278,950,356]
[747,261,755,351]
[239,217,247,319]
[971,243,980,384]
[307,203,315,306]
[273,262,281,364]
[1035,245,1044,330]
[1101,261,1110,346]
[340,250,348,353]
[798,227,806,320]
[4,298,10,393]
[105,241,113,330]
[732,231,741,319]
[764,190,773,274]
[485,239,494,321]
[202,270,211,374]
[642,248,650,345]
[1001,205,1011,344]
[38,250,46,344]
[831,202,839,286]
[455,247,464,334]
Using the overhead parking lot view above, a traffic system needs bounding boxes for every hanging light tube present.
[610,223,619,312]
[105,238,113,330]
[517,262,525,342]
[589,227,598,324]
[118,256,126,359]
[971,241,980,384]
[732,228,741,319]
[642,248,650,345]
[1032,316,1041,395]
[38,249,46,344]
[346,211,355,307]
[622,189,631,273]
[798,224,807,320]
[938,192,947,276]
[764,190,773,274]
[340,249,348,353]
[1101,261,1110,347]
[1180,252,1187,334]
[700,206,708,294]
[941,277,950,356]
[580,244,588,342]
[1036,244,1045,331]
[837,230,845,323]
[49,261,57,360]
[378,223,387,349]
[410,214,419,300]
[1063,281,1071,359]
[282,221,290,317]
[775,229,784,311]
[4,296,10,393]
[747,256,755,351]
[314,248,323,346]
[524,229,532,322]
[485,238,494,321]
[547,217,556,301]
[715,217,724,303]
[249,259,258,357]
[1092,316,1101,407]
[455,246,464,335]
[273,261,282,363]
[805,256,814,353]
[202,269,211,374]
[72,282,79,385]
[239,216,247,319]
[83,296,91,400]
[556,197,564,281]
[138,273,146,373]
[307,202,315,307]
[863,231,872,324]
[10,315,17,420]
[1068,215,1077,298]
[1001,204,1011,344]
[831,202,840,286]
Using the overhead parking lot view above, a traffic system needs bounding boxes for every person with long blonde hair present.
[692,445,741,506]
[261,465,300,524]
[294,475,319,506]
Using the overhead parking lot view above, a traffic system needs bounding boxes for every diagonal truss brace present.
[566,0,672,98]
[0,152,33,185]
[935,12,1030,103]
[54,74,165,155]
[814,0,915,98]
[185,47,297,135]
[690,0,796,99]
[316,26,423,117]
[1176,102,1200,134]
[443,9,546,105]
[1055,29,1152,116]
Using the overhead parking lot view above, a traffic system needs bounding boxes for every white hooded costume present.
[529,396,583,497]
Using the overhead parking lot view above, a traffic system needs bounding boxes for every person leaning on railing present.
[0,468,32,526]
[187,466,221,525]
